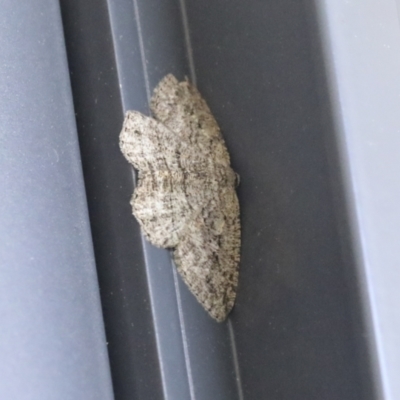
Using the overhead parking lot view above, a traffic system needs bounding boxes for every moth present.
[119,74,240,321]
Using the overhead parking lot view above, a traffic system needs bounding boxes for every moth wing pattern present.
[120,110,180,170]
[174,204,240,321]
[151,75,232,168]
[120,75,240,322]
[120,111,189,248]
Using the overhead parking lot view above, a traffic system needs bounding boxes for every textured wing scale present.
[119,74,240,321]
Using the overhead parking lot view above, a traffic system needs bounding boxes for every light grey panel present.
[0,1,114,399]
[316,0,400,398]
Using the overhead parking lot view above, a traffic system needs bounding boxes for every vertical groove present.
[136,182,168,400]
[104,0,126,112]
[131,2,167,398]
[132,0,151,106]
[172,265,197,400]
[178,0,196,85]
[228,320,245,400]
[177,3,245,399]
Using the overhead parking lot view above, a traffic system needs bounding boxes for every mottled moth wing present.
[119,75,240,322]
[151,75,232,169]
[120,111,189,248]
[152,75,240,321]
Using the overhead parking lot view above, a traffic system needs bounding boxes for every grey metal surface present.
[108,2,192,398]
[57,0,389,399]
[316,1,400,398]
[107,1,243,399]
[184,1,377,398]
[0,1,114,399]
[59,0,165,399]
